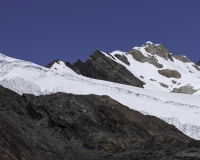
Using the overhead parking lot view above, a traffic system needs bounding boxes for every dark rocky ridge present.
[45,59,60,68]
[46,42,176,88]
[114,54,130,66]
[64,50,145,88]
[46,43,197,90]
[197,60,200,66]
[0,85,200,160]
[193,64,200,71]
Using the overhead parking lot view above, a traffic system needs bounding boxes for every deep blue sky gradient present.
[0,0,200,65]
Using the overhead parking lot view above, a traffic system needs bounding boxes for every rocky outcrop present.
[159,82,169,88]
[128,49,163,68]
[172,85,199,94]
[197,60,200,66]
[46,59,60,68]
[172,80,177,84]
[114,54,130,66]
[0,85,200,160]
[142,42,174,62]
[174,54,192,63]
[65,50,145,88]
[193,64,200,71]
[158,69,181,79]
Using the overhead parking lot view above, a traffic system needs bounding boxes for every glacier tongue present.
[0,53,200,140]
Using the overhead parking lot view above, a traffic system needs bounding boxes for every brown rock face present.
[142,43,174,62]
[128,49,163,68]
[172,85,199,94]
[0,85,200,160]
[158,69,181,79]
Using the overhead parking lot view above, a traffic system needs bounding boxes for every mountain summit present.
[0,42,200,141]
[48,42,200,95]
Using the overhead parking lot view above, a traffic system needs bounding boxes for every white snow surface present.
[102,47,200,94]
[0,48,200,140]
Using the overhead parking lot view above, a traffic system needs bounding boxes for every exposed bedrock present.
[193,64,200,71]
[196,60,200,66]
[114,54,130,66]
[172,84,199,94]
[127,49,163,68]
[174,54,192,63]
[65,50,145,88]
[158,69,181,79]
[142,42,174,62]
[0,85,200,159]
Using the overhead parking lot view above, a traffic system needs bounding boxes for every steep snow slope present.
[0,53,200,140]
[99,43,200,95]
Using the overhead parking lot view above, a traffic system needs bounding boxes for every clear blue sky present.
[0,0,200,65]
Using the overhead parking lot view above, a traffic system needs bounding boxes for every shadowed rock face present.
[65,50,145,88]
[45,59,60,68]
[172,85,199,94]
[0,85,200,160]
[193,64,200,71]
[158,69,181,79]
[114,54,130,66]
[197,60,200,66]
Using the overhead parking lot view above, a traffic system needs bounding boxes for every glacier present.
[0,47,200,140]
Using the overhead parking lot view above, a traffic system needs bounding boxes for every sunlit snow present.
[0,49,200,140]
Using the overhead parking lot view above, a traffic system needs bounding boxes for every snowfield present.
[0,43,200,140]
[101,48,200,94]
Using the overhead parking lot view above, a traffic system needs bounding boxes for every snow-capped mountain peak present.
[0,42,200,140]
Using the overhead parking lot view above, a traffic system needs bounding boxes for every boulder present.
[172,80,177,84]
[159,82,169,88]
[158,69,181,79]
[172,85,199,94]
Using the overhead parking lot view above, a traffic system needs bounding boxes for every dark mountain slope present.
[197,60,200,66]
[47,50,145,88]
[0,85,200,159]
